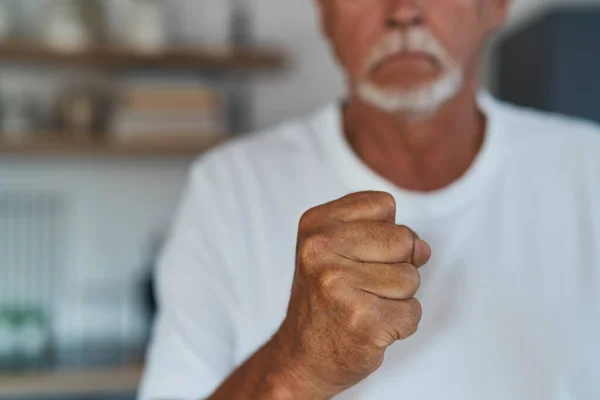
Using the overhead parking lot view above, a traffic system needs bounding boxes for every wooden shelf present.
[0,364,142,399]
[0,134,227,157]
[0,42,286,71]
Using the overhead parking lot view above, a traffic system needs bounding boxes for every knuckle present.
[373,191,396,210]
[404,298,422,323]
[395,225,416,244]
[394,299,422,340]
[368,191,396,216]
[346,303,375,333]
[298,233,330,263]
[298,208,318,232]
[404,298,423,326]
[315,266,346,292]
[402,265,421,297]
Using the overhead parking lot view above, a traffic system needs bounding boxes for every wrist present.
[262,330,334,400]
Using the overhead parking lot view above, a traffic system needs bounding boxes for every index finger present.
[299,191,396,233]
[328,221,431,267]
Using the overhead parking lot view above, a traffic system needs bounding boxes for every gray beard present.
[357,68,464,117]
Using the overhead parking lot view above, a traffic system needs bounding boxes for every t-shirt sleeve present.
[138,164,240,400]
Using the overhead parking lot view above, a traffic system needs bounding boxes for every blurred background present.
[0,1,598,399]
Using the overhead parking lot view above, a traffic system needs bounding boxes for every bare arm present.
[207,330,331,400]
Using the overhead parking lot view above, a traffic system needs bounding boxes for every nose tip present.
[387,0,423,29]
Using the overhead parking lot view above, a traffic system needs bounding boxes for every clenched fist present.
[275,191,431,398]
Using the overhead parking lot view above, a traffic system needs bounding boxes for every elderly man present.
[140,0,600,399]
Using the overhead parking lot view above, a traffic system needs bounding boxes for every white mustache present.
[363,28,454,75]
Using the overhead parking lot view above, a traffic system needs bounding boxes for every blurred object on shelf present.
[0,89,38,144]
[42,0,90,51]
[0,191,64,371]
[194,0,232,47]
[12,0,42,40]
[112,78,227,144]
[54,85,114,140]
[0,311,14,360]
[230,0,253,47]
[0,190,147,374]
[79,0,109,45]
[123,86,221,112]
[15,308,49,359]
[124,0,168,53]
[0,306,50,369]
[0,0,19,42]
[41,0,107,52]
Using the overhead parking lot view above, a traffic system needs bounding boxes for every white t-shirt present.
[139,94,600,400]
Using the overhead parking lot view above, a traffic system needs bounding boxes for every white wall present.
[2,0,599,350]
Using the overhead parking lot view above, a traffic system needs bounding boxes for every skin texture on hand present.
[275,191,431,396]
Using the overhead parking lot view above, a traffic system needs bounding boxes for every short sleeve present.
[138,164,241,400]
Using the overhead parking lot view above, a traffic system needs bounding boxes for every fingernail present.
[413,239,431,266]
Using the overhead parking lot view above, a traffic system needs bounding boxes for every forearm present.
[207,331,332,400]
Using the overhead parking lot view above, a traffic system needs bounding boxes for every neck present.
[343,77,485,192]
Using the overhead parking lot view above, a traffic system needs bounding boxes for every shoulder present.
[489,97,600,154]
[487,97,600,198]
[188,104,336,191]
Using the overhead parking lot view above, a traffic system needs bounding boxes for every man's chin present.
[357,70,464,116]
